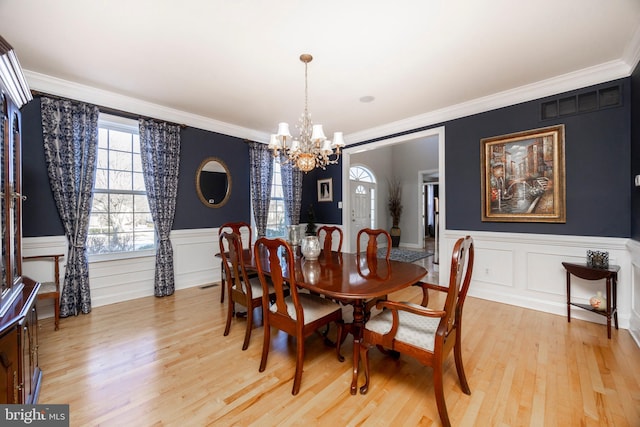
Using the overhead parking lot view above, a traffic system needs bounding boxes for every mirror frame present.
[195,156,232,208]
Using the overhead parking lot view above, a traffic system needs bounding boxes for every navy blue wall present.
[21,99,252,237]
[22,98,64,237]
[301,163,342,225]
[20,77,633,239]
[173,127,251,229]
[445,78,630,237]
[320,78,631,238]
[631,64,640,239]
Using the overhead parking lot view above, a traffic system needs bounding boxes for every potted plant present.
[388,177,403,247]
[305,204,317,236]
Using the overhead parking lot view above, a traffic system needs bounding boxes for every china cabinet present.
[0,35,41,404]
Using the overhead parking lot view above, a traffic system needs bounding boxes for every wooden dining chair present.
[356,228,392,312]
[359,235,474,427]
[219,232,274,350]
[22,254,64,331]
[218,221,253,303]
[357,228,391,261]
[317,225,343,253]
[254,237,344,395]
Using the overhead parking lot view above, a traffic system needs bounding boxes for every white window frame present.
[88,114,155,262]
[265,158,287,238]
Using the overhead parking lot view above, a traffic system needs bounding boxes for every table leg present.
[606,278,611,339]
[613,275,619,330]
[350,300,365,395]
[566,271,571,323]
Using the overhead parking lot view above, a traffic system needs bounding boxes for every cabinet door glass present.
[11,112,20,283]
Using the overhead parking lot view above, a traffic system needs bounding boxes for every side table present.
[562,262,619,339]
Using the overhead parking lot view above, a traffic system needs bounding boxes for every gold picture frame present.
[481,125,566,223]
[317,178,333,202]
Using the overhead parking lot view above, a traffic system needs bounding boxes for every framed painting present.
[317,178,333,202]
[480,125,566,223]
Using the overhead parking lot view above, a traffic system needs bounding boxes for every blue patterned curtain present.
[249,142,273,237]
[280,155,303,225]
[41,97,99,317]
[139,119,181,297]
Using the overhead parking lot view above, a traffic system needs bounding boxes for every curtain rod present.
[30,90,187,129]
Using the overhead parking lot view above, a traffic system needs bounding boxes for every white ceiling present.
[2,1,640,144]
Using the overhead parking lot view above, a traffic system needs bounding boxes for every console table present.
[562,262,619,339]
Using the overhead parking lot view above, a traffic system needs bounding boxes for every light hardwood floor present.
[37,262,640,426]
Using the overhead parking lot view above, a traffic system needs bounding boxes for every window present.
[266,158,286,238]
[87,114,155,255]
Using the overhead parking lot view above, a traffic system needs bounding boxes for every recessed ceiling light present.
[359,95,375,103]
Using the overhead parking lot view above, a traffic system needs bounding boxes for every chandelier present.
[268,54,345,173]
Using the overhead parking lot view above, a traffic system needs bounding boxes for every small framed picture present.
[317,178,333,202]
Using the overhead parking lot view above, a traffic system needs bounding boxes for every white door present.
[350,181,374,249]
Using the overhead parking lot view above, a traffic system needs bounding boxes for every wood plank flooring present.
[37,282,640,426]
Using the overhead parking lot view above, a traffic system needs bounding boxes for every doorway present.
[341,126,445,269]
[349,165,376,249]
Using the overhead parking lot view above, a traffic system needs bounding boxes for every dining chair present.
[356,228,392,312]
[356,228,391,261]
[22,254,64,331]
[254,237,344,395]
[359,235,474,427]
[218,221,254,303]
[317,225,343,253]
[219,231,274,350]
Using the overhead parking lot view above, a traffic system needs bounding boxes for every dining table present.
[247,246,428,394]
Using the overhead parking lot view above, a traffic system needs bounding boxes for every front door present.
[350,181,374,249]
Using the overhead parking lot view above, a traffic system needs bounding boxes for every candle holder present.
[301,236,321,260]
[288,225,302,247]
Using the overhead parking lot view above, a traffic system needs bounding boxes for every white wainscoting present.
[22,229,226,318]
[442,231,636,342]
[626,239,640,346]
[22,229,640,348]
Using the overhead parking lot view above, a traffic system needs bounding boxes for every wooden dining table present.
[247,247,428,394]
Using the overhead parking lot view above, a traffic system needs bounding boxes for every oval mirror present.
[196,157,232,208]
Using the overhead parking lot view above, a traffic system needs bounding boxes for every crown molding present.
[24,55,633,147]
[24,70,271,142]
[345,59,632,144]
[623,24,640,72]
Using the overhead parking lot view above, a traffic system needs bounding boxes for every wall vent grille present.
[541,84,621,120]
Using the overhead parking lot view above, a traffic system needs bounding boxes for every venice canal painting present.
[481,125,565,223]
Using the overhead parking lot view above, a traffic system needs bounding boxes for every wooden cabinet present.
[0,278,40,403]
[0,36,41,403]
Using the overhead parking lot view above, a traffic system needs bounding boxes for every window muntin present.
[266,159,286,238]
[87,115,155,256]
